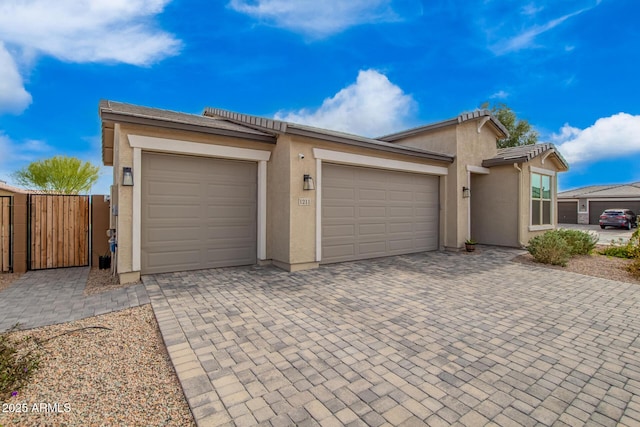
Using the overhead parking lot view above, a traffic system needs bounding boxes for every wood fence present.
[0,197,10,272]
[28,194,90,270]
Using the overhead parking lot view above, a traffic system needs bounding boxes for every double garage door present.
[141,152,257,274]
[322,163,439,263]
[141,154,439,273]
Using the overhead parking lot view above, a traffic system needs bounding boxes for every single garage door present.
[322,163,439,263]
[589,200,640,225]
[141,152,257,274]
[557,201,578,224]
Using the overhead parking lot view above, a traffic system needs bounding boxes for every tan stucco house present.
[0,181,27,196]
[100,101,568,283]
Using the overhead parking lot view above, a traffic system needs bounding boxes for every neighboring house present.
[99,101,568,283]
[558,182,640,224]
[0,181,27,196]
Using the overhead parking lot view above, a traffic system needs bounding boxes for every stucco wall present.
[391,119,503,249]
[520,156,563,245]
[470,166,519,247]
[267,136,291,266]
[393,126,458,156]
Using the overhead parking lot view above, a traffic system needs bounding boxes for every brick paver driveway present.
[144,247,640,426]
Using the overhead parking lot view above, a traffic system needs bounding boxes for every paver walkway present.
[145,247,640,427]
[0,267,149,332]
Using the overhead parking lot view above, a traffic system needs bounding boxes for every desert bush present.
[556,229,598,255]
[600,230,640,259]
[527,231,571,266]
[600,244,635,259]
[0,326,39,400]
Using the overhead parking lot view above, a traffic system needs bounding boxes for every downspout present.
[466,170,471,242]
[513,163,524,247]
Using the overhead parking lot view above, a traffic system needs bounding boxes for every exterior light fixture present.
[303,174,315,190]
[122,167,134,186]
[462,186,470,198]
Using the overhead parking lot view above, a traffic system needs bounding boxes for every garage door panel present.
[359,241,387,256]
[147,203,201,219]
[359,188,386,201]
[388,206,414,217]
[207,205,255,219]
[146,225,202,242]
[206,224,255,239]
[389,191,414,202]
[142,152,257,274]
[322,163,439,264]
[323,224,355,237]
[359,223,386,235]
[324,206,355,218]
[389,238,415,251]
[323,243,356,258]
[388,222,413,233]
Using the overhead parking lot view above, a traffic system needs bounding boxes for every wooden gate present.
[0,196,10,272]
[28,195,90,270]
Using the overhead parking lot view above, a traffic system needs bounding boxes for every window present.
[531,173,552,225]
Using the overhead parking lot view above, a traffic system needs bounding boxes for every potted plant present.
[465,239,477,252]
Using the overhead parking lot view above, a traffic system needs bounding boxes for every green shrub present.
[527,231,571,266]
[600,230,640,259]
[600,244,635,259]
[0,326,39,400]
[556,229,598,255]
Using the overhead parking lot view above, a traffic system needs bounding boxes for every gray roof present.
[100,100,276,142]
[378,110,509,142]
[482,143,569,170]
[558,182,640,199]
[205,107,455,163]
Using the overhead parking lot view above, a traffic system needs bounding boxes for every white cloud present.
[274,69,415,137]
[0,0,181,66]
[489,2,600,55]
[489,90,509,100]
[0,0,180,114]
[228,0,398,38]
[552,113,640,164]
[0,43,32,114]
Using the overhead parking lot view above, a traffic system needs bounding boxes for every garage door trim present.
[129,134,271,272]
[312,148,447,262]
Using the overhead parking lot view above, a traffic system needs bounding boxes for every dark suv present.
[599,209,637,230]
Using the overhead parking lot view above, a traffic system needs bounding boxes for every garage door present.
[322,163,439,263]
[141,152,257,274]
[557,201,578,224]
[589,200,640,224]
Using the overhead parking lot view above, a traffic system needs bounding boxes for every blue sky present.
[1,0,639,194]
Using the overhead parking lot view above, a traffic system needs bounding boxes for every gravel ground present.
[0,272,22,293]
[84,268,140,296]
[0,304,195,427]
[513,246,640,285]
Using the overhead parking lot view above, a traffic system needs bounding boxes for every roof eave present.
[99,111,277,144]
[286,126,455,163]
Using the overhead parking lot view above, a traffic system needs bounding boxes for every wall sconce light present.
[462,186,470,198]
[122,167,134,186]
[303,174,315,190]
